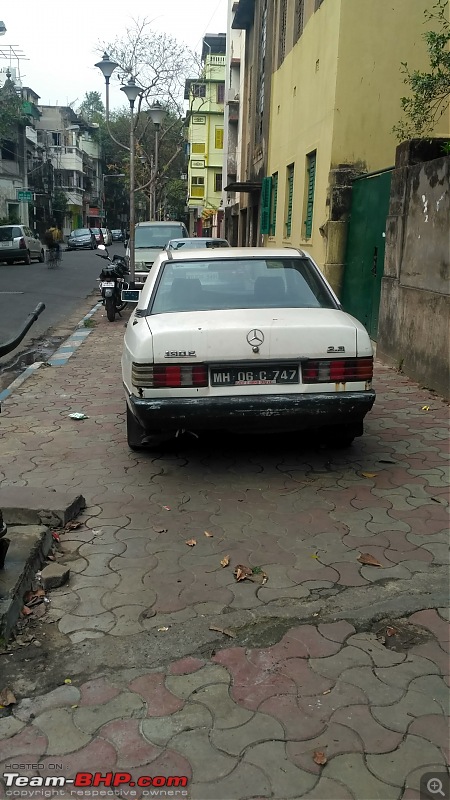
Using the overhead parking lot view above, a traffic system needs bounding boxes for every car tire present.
[126,405,147,450]
[38,249,45,263]
[24,250,32,265]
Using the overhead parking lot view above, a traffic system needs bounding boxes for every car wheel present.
[126,405,147,450]
[38,249,45,263]
[24,250,32,265]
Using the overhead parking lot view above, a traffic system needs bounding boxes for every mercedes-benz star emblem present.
[247,329,265,347]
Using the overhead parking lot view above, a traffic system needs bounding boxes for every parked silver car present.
[0,224,45,264]
[101,228,113,246]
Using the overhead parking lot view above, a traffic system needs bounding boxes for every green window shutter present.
[286,167,294,237]
[260,176,272,235]
[270,173,278,235]
[304,153,316,239]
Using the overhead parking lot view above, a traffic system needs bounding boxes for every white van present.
[127,221,188,286]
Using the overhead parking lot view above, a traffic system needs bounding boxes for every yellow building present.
[185,34,226,236]
[258,0,449,294]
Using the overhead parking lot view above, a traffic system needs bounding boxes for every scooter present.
[96,245,129,322]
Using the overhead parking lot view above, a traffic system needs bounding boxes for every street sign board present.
[17,190,33,202]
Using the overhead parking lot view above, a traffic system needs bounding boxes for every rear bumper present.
[127,390,376,434]
[0,248,28,260]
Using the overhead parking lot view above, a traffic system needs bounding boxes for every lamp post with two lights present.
[94,53,142,286]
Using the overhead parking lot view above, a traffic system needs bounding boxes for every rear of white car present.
[122,248,375,449]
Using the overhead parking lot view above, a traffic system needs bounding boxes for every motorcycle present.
[97,244,129,322]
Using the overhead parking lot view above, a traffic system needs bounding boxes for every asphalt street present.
[0,242,126,369]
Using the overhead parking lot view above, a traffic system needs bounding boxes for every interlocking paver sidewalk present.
[0,308,448,799]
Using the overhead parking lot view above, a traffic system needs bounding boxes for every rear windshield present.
[0,226,21,241]
[150,258,337,314]
[135,225,186,249]
[72,229,91,237]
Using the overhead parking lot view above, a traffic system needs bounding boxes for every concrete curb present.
[0,301,102,404]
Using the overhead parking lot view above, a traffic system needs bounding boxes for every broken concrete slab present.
[40,563,70,590]
[0,525,52,641]
[0,488,86,528]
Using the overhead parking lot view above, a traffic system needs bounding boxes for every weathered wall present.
[378,143,449,399]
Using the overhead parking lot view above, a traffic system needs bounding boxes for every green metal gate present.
[341,168,392,340]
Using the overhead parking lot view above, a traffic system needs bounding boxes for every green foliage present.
[0,87,23,142]
[394,0,450,140]
[78,91,105,123]
[0,213,20,224]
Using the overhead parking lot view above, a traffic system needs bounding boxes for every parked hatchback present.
[101,227,113,246]
[0,224,44,264]
[90,227,104,245]
[67,228,97,250]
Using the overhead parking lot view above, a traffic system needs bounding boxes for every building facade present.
[222,0,246,245]
[185,33,226,237]
[261,0,449,294]
[35,106,101,235]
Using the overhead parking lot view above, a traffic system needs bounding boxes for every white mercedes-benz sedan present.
[122,248,375,450]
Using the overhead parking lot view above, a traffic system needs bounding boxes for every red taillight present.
[132,363,208,388]
[302,357,373,383]
[19,237,26,249]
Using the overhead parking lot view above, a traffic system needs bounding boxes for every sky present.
[0,0,227,109]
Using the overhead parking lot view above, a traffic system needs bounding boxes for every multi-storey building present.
[35,106,101,235]
[230,0,448,294]
[185,33,226,236]
[222,0,246,245]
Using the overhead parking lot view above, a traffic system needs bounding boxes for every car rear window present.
[0,226,21,241]
[150,258,337,314]
[135,225,187,248]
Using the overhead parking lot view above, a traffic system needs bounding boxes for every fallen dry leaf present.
[52,532,60,542]
[234,564,253,582]
[65,521,82,531]
[185,538,197,547]
[0,688,16,706]
[313,750,327,766]
[64,678,72,685]
[209,624,236,638]
[220,555,230,568]
[204,531,214,538]
[153,526,168,533]
[248,569,269,585]
[361,472,378,478]
[386,626,398,637]
[322,689,331,695]
[21,606,32,616]
[31,603,47,619]
[162,505,171,511]
[357,552,383,567]
[157,626,169,632]
[24,588,45,604]
[422,405,430,411]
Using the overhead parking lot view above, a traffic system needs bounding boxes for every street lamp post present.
[94,54,142,287]
[120,78,142,286]
[147,102,166,221]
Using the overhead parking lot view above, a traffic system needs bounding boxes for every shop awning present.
[225,180,261,193]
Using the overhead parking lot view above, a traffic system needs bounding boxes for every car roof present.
[166,247,307,260]
[136,221,186,227]
[168,237,228,243]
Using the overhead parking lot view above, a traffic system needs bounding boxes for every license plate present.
[0,242,12,247]
[101,281,115,288]
[122,289,141,302]
[210,365,299,386]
